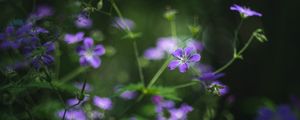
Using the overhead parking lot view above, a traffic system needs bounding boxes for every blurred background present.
[0,0,299,119]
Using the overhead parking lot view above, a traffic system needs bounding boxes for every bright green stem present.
[147,57,172,88]
[133,41,145,86]
[172,81,199,89]
[61,67,88,83]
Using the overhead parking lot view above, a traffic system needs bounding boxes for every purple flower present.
[93,96,112,110]
[113,17,135,30]
[57,109,86,120]
[230,4,262,18]
[144,47,165,60]
[168,47,201,73]
[31,42,55,69]
[120,90,137,100]
[77,38,105,68]
[186,39,204,52]
[66,96,89,107]
[169,104,193,120]
[34,5,54,18]
[75,13,93,29]
[197,64,224,81]
[256,105,297,120]
[209,81,229,96]
[64,32,85,44]
[156,37,178,53]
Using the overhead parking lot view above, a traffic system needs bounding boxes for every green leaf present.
[122,32,142,40]
[97,0,103,10]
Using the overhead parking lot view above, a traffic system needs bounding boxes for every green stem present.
[238,34,255,55]
[233,19,244,54]
[147,57,172,88]
[61,67,88,83]
[172,81,199,89]
[214,33,255,74]
[133,41,145,86]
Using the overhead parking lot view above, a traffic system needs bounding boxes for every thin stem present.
[233,19,244,54]
[147,57,172,88]
[238,34,255,55]
[110,0,145,86]
[214,57,236,74]
[60,67,88,83]
[172,81,199,89]
[214,32,256,74]
[133,41,145,86]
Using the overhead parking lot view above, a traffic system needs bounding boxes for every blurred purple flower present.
[93,96,112,110]
[74,82,92,92]
[64,32,85,44]
[256,105,297,120]
[197,64,224,81]
[169,104,193,120]
[168,47,201,73]
[144,47,165,60]
[57,109,86,120]
[186,39,204,52]
[66,96,89,107]
[209,81,229,96]
[113,17,135,30]
[120,90,137,100]
[31,42,55,69]
[157,37,178,53]
[75,13,93,29]
[77,38,105,68]
[230,4,262,18]
[34,5,54,18]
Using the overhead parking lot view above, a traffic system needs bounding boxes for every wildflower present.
[93,96,112,110]
[168,47,201,73]
[57,109,86,120]
[31,42,55,69]
[186,39,204,52]
[197,64,224,81]
[144,47,165,60]
[168,104,193,120]
[113,17,135,30]
[77,38,105,68]
[64,32,85,44]
[120,90,137,100]
[230,4,262,18]
[75,13,93,29]
[256,105,297,120]
[208,81,228,96]
[156,37,178,53]
[33,5,54,19]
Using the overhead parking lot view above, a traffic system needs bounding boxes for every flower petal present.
[179,63,188,73]
[168,60,180,70]
[184,47,194,56]
[172,48,183,59]
[79,57,88,66]
[94,45,105,56]
[84,37,94,48]
[188,54,201,62]
[88,56,101,68]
